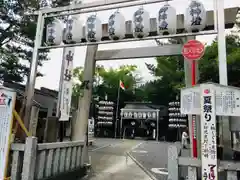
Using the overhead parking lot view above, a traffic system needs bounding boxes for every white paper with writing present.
[181,84,240,116]
[0,88,16,179]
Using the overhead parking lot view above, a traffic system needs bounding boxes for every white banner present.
[200,84,218,180]
[0,87,16,179]
[59,47,74,121]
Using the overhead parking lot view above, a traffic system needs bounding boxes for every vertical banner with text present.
[200,84,218,180]
[59,47,75,121]
[0,87,16,179]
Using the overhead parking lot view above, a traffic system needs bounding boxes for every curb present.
[90,144,112,152]
[89,139,125,152]
[126,152,158,180]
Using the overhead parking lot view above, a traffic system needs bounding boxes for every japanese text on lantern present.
[201,86,217,180]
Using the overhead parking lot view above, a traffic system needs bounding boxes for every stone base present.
[39,166,89,180]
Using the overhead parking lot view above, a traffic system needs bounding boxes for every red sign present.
[182,40,205,61]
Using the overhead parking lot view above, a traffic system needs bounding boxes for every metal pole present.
[156,110,159,141]
[114,82,121,138]
[24,12,44,131]
[120,113,123,139]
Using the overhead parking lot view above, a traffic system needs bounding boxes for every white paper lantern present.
[63,16,74,44]
[39,0,51,9]
[72,16,83,43]
[134,112,138,118]
[46,19,64,45]
[184,0,207,32]
[143,112,147,118]
[157,2,177,35]
[132,7,150,38]
[138,112,142,118]
[108,11,126,40]
[85,15,102,42]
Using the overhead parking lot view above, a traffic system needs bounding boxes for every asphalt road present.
[83,139,152,180]
[82,138,182,180]
[128,141,181,180]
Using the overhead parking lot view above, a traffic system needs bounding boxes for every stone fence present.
[8,137,87,180]
[167,146,240,180]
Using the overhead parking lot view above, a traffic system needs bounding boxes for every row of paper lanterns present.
[46,0,207,45]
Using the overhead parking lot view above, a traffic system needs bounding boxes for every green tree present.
[145,33,240,105]
[0,0,72,83]
[72,65,142,108]
[199,34,240,86]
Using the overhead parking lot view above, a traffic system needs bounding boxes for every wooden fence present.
[8,137,86,180]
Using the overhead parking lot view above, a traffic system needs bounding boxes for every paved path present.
[128,141,181,180]
[82,139,152,180]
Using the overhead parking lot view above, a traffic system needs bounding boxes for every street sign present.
[180,83,240,116]
[200,84,218,180]
[182,39,205,61]
[0,87,16,180]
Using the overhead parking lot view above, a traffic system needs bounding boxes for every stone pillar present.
[29,105,39,136]
[72,45,98,141]
[22,137,37,180]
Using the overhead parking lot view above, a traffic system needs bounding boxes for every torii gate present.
[23,0,238,174]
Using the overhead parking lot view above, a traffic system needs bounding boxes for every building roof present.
[3,82,58,108]
[122,102,168,116]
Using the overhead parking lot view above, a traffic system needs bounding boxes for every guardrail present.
[8,137,86,180]
[168,146,240,180]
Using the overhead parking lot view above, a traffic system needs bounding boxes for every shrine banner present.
[59,47,74,121]
[200,84,217,180]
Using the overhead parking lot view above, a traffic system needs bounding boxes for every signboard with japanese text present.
[59,47,74,121]
[180,83,240,116]
[200,84,218,180]
[215,86,240,116]
[121,111,157,119]
[0,87,16,180]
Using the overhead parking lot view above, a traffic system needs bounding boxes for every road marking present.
[90,144,111,152]
[131,142,144,151]
[132,150,148,153]
[127,152,158,180]
[90,141,124,151]
[151,168,168,175]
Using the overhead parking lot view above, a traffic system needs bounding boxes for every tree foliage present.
[145,33,240,105]
[72,64,141,108]
[0,0,72,83]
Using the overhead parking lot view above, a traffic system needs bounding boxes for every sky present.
[35,0,240,90]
